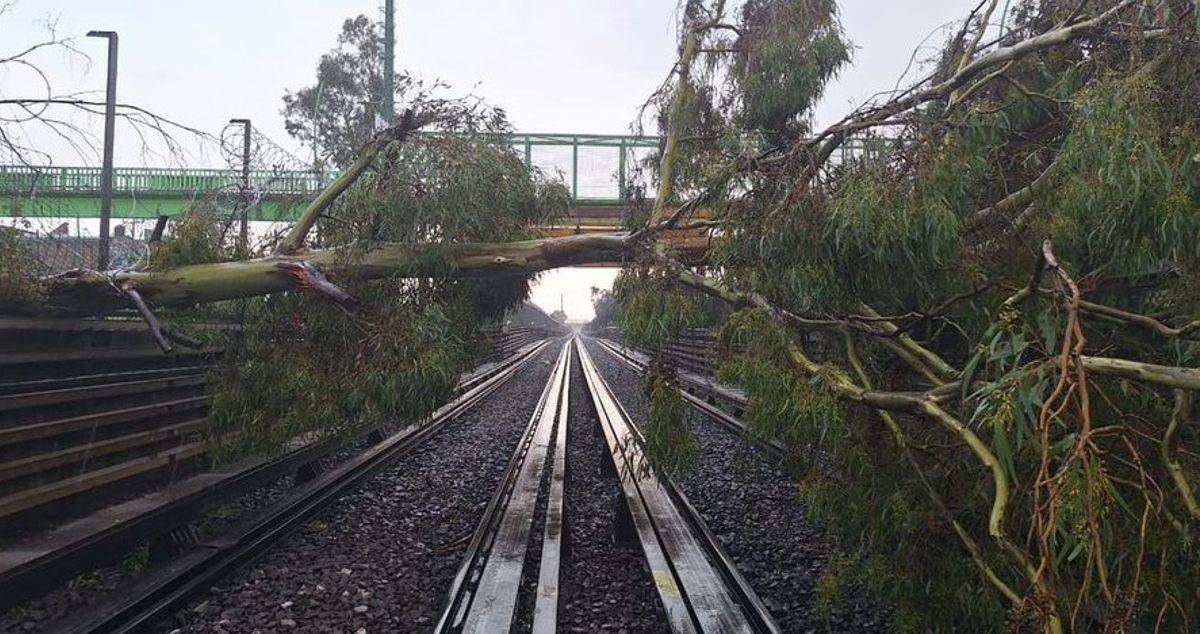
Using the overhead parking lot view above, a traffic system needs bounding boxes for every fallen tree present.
[611,1,1200,631]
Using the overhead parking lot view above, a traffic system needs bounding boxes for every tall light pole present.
[382,0,395,125]
[229,118,252,253]
[87,30,118,270]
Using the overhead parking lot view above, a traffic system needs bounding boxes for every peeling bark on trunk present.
[35,233,636,315]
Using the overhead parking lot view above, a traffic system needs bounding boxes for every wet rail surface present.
[555,343,668,632]
[150,342,563,634]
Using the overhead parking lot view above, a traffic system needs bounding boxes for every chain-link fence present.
[1,216,149,274]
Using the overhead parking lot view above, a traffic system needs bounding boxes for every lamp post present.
[382,0,395,124]
[229,118,252,252]
[87,30,118,270]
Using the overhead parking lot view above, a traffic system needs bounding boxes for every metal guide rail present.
[593,337,745,408]
[36,338,554,633]
[436,340,572,633]
[438,337,778,633]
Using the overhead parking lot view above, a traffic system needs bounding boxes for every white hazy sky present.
[2,0,980,319]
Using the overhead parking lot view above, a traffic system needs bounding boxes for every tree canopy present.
[281,15,405,170]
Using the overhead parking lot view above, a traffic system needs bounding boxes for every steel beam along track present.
[435,339,572,633]
[437,337,778,633]
[60,338,554,634]
[576,338,777,634]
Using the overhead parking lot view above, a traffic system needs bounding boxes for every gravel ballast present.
[7,337,890,633]
[157,343,563,633]
[0,447,362,633]
[583,337,888,632]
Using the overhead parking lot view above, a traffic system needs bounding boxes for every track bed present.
[439,339,778,633]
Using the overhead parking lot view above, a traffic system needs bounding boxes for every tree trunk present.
[36,233,635,315]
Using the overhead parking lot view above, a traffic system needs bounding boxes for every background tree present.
[281,15,404,170]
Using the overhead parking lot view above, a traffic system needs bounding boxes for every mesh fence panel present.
[3,215,150,274]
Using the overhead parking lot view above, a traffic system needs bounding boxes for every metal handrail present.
[0,133,663,201]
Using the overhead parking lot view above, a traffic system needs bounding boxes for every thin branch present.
[276,108,423,254]
[122,285,171,353]
[1161,390,1199,518]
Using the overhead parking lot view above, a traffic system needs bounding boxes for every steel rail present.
[575,337,779,634]
[434,340,571,633]
[0,374,206,414]
[52,338,554,634]
[531,341,569,633]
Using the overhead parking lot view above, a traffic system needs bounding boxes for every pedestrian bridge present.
[0,133,660,226]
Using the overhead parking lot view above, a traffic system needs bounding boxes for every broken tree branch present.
[122,285,171,353]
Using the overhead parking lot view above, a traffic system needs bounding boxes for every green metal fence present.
[0,165,339,198]
[0,133,662,212]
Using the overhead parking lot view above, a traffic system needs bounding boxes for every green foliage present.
[1050,74,1200,277]
[629,8,1200,624]
[205,291,475,462]
[325,134,567,252]
[638,0,850,201]
[730,0,850,139]
[639,363,699,477]
[0,228,45,310]
[620,0,1200,629]
[612,267,704,350]
[716,310,843,454]
[146,203,238,270]
[197,119,560,459]
[715,311,1017,630]
[119,545,151,574]
[821,164,965,308]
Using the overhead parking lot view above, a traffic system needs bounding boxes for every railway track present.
[0,318,553,614]
[588,337,781,455]
[437,337,779,633]
[9,332,864,632]
[0,351,218,525]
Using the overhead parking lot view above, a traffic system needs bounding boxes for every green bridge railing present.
[0,165,337,198]
[0,133,663,210]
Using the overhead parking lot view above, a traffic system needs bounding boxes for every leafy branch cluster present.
[154,98,567,460]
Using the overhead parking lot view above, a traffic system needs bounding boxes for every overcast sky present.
[2,0,979,319]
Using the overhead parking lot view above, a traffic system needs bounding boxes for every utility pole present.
[87,30,118,270]
[382,0,396,124]
[229,119,252,253]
